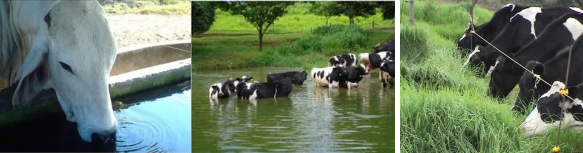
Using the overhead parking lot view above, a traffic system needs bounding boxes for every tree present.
[191,2,215,35]
[309,2,342,26]
[378,1,395,20]
[337,2,378,25]
[218,2,294,51]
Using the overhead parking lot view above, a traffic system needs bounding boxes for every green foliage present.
[216,1,295,51]
[337,2,379,24]
[278,25,366,56]
[309,2,343,24]
[208,3,394,33]
[191,2,215,35]
[400,25,428,63]
[379,1,395,20]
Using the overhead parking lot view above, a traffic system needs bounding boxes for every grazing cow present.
[489,13,583,99]
[457,4,529,55]
[380,59,395,87]
[359,51,390,72]
[341,65,367,89]
[329,53,357,67]
[514,37,583,114]
[519,81,583,137]
[373,39,395,53]
[267,71,307,85]
[311,66,347,88]
[209,83,230,100]
[466,7,582,76]
[2,1,117,142]
[236,75,293,99]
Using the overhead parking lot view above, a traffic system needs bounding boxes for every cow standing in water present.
[329,53,358,67]
[311,66,347,88]
[1,1,118,142]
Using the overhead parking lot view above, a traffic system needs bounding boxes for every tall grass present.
[400,1,583,152]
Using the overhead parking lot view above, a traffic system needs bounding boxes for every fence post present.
[409,0,415,26]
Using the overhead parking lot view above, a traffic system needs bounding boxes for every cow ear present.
[12,28,51,107]
[532,62,545,75]
[568,86,578,98]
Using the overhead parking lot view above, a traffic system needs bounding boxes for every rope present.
[470,32,576,101]
[161,45,191,53]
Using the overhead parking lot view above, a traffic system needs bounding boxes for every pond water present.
[0,81,191,152]
[192,67,395,152]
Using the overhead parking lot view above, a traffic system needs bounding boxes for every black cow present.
[236,75,293,99]
[341,65,367,89]
[457,4,528,55]
[519,81,583,137]
[489,12,583,99]
[330,53,358,67]
[514,36,583,114]
[267,71,307,85]
[467,7,581,76]
[373,39,395,53]
[380,59,395,87]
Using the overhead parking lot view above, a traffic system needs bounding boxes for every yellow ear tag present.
[552,145,560,153]
[559,89,569,96]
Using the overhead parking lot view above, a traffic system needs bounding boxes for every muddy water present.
[192,67,395,152]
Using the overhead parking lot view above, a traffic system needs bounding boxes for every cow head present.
[359,53,371,73]
[12,1,117,143]
[489,55,522,99]
[209,83,224,100]
[519,81,583,137]
[293,71,307,85]
[514,61,545,114]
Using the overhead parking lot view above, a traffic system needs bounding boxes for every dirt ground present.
[107,14,190,48]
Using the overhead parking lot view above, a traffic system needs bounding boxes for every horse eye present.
[59,62,74,74]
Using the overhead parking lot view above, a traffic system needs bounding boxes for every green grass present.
[400,1,583,152]
[102,1,190,15]
[207,3,394,33]
[193,3,394,71]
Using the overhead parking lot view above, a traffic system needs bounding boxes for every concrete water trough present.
[0,41,191,125]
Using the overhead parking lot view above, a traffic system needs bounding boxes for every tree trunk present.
[258,32,263,52]
[349,15,354,25]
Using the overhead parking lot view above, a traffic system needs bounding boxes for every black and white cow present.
[210,76,254,100]
[380,59,395,87]
[267,71,307,85]
[489,12,583,99]
[209,83,230,100]
[235,75,293,99]
[311,66,347,88]
[519,81,583,137]
[457,4,528,55]
[341,65,367,89]
[466,7,582,76]
[330,53,358,67]
[359,51,391,73]
[373,39,395,53]
[514,36,583,114]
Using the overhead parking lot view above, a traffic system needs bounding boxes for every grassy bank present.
[192,3,394,71]
[400,1,583,152]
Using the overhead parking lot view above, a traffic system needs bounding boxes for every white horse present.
[1,1,117,142]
